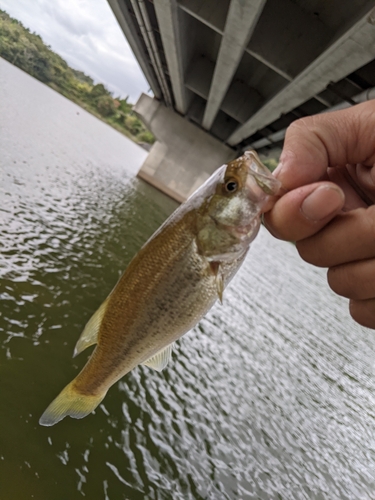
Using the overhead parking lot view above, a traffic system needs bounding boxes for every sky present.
[0,0,150,102]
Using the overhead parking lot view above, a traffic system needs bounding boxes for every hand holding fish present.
[40,151,280,426]
[264,100,375,328]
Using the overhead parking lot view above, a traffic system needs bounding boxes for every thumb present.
[264,182,345,241]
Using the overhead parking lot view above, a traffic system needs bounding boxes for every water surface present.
[1,58,375,499]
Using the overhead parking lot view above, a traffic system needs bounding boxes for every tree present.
[90,83,109,99]
[0,8,155,144]
[96,95,116,116]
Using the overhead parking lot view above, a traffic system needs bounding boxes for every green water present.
[1,58,375,499]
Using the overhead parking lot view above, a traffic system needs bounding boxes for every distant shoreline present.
[0,8,155,148]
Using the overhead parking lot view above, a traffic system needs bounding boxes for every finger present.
[349,298,375,329]
[297,205,375,267]
[327,259,375,300]
[327,166,369,211]
[264,182,344,241]
[354,163,375,201]
[261,193,281,213]
[274,101,375,191]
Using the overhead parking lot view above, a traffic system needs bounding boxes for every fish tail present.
[39,382,105,427]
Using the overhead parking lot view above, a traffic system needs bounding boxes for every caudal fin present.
[39,382,105,426]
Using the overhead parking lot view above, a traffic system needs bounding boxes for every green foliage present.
[118,97,132,114]
[137,130,155,144]
[124,114,143,135]
[96,95,116,116]
[262,157,279,172]
[0,8,155,146]
[72,69,94,85]
[90,83,110,98]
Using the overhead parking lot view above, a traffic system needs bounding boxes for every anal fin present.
[73,298,109,357]
[141,343,174,372]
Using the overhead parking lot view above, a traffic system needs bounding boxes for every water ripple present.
[1,59,375,499]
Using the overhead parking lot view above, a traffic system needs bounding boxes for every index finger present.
[276,100,375,191]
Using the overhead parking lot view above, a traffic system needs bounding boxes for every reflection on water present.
[1,58,375,499]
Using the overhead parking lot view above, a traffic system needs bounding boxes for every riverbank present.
[0,8,155,147]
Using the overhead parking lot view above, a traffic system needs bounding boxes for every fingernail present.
[301,185,344,221]
[273,162,283,178]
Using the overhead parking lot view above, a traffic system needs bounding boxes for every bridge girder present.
[108,0,375,200]
[109,0,375,150]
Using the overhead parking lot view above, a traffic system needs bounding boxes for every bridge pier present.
[134,94,235,202]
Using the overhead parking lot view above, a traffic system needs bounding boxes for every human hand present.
[263,100,375,328]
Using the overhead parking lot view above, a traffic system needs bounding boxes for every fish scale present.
[39,150,281,426]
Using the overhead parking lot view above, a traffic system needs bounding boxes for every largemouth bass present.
[39,151,281,426]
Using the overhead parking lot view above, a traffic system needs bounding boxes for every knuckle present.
[296,238,326,267]
[286,117,314,135]
[349,300,361,324]
[349,299,375,329]
[295,239,311,263]
[327,266,355,299]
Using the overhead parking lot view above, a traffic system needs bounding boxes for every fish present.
[39,150,281,426]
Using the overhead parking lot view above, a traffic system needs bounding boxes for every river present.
[0,57,374,499]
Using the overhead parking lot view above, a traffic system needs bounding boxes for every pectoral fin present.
[141,343,174,372]
[216,273,224,303]
[210,261,224,303]
[73,298,109,357]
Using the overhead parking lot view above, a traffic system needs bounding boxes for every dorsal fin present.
[141,343,174,372]
[73,298,109,357]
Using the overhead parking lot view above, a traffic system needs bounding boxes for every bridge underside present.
[109,0,375,201]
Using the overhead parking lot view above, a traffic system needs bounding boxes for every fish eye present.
[224,179,238,193]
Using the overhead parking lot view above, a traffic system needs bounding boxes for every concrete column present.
[134,94,235,202]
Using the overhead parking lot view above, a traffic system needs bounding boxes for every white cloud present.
[0,0,151,102]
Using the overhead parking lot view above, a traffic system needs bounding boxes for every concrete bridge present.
[108,0,375,201]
